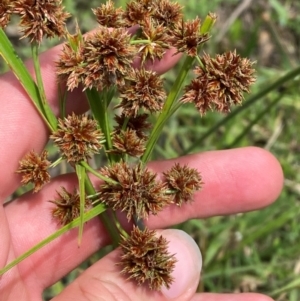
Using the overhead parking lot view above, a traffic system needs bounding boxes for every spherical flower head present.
[92,0,126,28]
[50,113,103,163]
[12,0,70,44]
[124,0,156,26]
[111,128,146,157]
[164,163,203,206]
[119,226,176,290]
[56,42,86,91]
[82,27,136,90]
[181,51,256,114]
[114,113,151,140]
[49,187,91,225]
[117,69,166,117]
[172,17,210,57]
[16,150,50,192]
[152,0,183,28]
[98,162,172,220]
[137,18,171,64]
[0,0,11,28]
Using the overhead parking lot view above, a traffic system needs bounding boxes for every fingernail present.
[160,229,202,299]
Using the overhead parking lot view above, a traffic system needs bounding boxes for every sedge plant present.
[0,0,256,291]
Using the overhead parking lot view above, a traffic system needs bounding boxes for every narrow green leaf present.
[0,203,106,276]
[76,163,86,246]
[0,29,57,131]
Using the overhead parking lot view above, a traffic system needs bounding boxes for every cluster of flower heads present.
[12,0,257,292]
[1,0,69,43]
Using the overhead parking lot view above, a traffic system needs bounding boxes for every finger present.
[3,147,283,288]
[0,40,180,200]
[51,230,201,301]
[147,146,284,228]
[191,293,274,301]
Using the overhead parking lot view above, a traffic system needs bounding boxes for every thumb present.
[51,229,202,301]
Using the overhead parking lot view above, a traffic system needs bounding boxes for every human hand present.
[0,41,283,301]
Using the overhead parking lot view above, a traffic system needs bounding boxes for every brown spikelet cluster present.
[111,129,146,157]
[49,187,92,225]
[164,163,203,206]
[16,150,50,192]
[117,69,166,117]
[57,27,136,91]
[114,113,151,140]
[124,0,155,26]
[12,0,70,44]
[50,113,103,163]
[172,17,210,57]
[56,42,86,91]
[152,0,183,28]
[119,226,176,290]
[137,18,171,64]
[92,0,125,28]
[0,0,11,28]
[180,51,256,114]
[98,162,172,220]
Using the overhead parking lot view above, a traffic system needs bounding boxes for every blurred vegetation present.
[2,0,300,300]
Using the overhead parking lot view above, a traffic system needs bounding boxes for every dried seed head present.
[117,69,166,117]
[92,0,126,28]
[114,113,151,139]
[99,162,172,220]
[124,0,155,26]
[137,18,171,64]
[16,150,51,192]
[12,0,70,44]
[172,17,209,57]
[152,0,183,28]
[181,51,256,114]
[111,129,146,157]
[164,163,203,206]
[0,0,11,28]
[50,113,103,163]
[82,27,136,90]
[56,42,86,91]
[119,226,176,290]
[49,187,91,225]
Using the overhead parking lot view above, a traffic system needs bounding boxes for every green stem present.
[80,161,118,185]
[85,87,117,163]
[141,14,216,163]
[0,203,106,276]
[84,175,121,248]
[0,29,57,131]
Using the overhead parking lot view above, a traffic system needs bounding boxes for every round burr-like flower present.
[92,0,126,28]
[152,0,183,28]
[124,0,155,26]
[82,27,136,90]
[181,51,256,114]
[49,187,91,225]
[117,69,166,117]
[0,0,11,28]
[119,226,176,290]
[137,18,171,64]
[172,17,210,57]
[114,113,151,140]
[12,0,70,44]
[164,163,203,206]
[98,162,172,220]
[111,129,146,157]
[50,113,103,163]
[16,150,50,192]
[56,42,86,91]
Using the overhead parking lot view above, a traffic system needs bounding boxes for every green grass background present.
[2,0,300,300]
